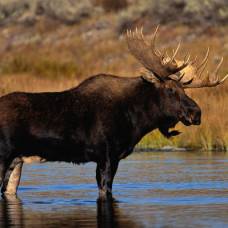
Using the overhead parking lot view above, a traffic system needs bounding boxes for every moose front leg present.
[96,160,119,199]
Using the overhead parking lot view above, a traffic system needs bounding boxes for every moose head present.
[126,26,228,137]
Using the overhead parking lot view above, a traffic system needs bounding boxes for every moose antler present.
[126,26,228,88]
[182,49,228,88]
[126,26,190,80]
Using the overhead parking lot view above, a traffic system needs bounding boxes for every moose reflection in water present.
[0,195,139,228]
[0,26,227,199]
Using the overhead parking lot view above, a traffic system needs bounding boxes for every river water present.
[1,151,228,227]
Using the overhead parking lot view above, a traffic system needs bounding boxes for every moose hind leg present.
[1,158,23,195]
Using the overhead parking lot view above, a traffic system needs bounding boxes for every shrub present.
[94,0,128,12]
[0,0,100,25]
[0,54,81,79]
[116,0,228,34]
[38,0,95,24]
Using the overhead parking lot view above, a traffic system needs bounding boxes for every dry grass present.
[0,74,78,93]
[0,20,227,151]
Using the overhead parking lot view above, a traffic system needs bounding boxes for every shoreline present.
[134,146,227,152]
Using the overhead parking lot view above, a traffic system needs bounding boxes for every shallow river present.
[1,151,228,227]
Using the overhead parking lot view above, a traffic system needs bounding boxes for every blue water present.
[1,151,228,227]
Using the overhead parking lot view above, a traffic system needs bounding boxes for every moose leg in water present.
[96,160,119,199]
[1,158,23,195]
[0,194,24,227]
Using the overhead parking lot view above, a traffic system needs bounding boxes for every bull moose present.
[0,27,227,199]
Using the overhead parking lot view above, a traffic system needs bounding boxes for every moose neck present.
[126,77,169,144]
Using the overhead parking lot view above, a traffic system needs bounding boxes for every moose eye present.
[168,88,175,94]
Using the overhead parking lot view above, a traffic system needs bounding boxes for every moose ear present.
[141,73,163,84]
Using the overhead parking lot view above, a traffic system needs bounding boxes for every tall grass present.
[1,55,81,78]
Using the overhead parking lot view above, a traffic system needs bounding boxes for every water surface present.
[1,151,228,227]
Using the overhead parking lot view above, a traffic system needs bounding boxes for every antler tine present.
[196,47,210,72]
[217,58,228,83]
[162,40,181,66]
[198,56,208,79]
[134,27,138,39]
[184,53,191,64]
[161,51,169,65]
[151,25,160,57]
[212,57,223,81]
[135,27,140,39]
[126,29,130,39]
[170,41,181,62]
[191,55,198,65]
[139,27,148,45]
[178,72,185,81]
[140,27,144,40]
[211,57,228,84]
[151,25,160,48]
[140,27,143,35]
[163,51,172,65]
[127,29,131,39]
[220,74,228,83]
[132,29,135,38]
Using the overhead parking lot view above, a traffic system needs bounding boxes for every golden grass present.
[0,21,227,151]
[0,74,78,93]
